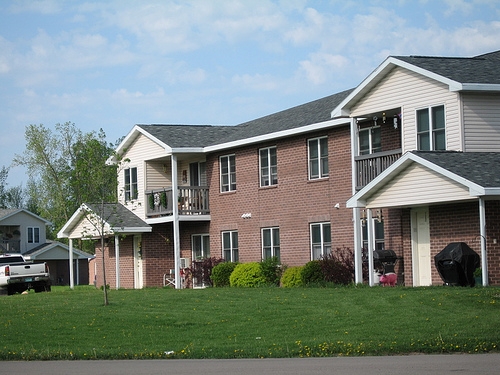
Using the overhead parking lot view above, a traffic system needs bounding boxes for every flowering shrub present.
[281,266,303,287]
[211,262,239,287]
[229,262,267,287]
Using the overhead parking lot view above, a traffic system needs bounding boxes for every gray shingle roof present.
[395,50,500,85]
[411,151,500,188]
[136,88,354,148]
[84,203,151,230]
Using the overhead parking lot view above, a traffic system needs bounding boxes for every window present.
[310,223,331,260]
[308,137,328,179]
[362,220,385,251]
[262,227,280,260]
[259,147,277,187]
[192,234,210,260]
[358,127,381,155]
[220,155,236,192]
[124,167,138,201]
[222,231,238,262]
[27,227,40,244]
[417,105,446,151]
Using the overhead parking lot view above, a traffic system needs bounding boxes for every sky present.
[1,0,500,187]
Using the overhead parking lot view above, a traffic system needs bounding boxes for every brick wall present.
[206,125,355,267]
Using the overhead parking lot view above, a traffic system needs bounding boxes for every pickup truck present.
[0,254,51,295]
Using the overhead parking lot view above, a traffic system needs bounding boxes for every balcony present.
[145,186,209,218]
[0,239,21,254]
[355,149,402,190]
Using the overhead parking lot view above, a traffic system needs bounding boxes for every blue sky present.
[1,0,500,186]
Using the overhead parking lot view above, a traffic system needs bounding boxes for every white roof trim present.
[204,117,350,152]
[108,125,172,164]
[331,56,466,118]
[347,152,489,208]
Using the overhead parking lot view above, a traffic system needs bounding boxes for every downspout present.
[115,234,120,289]
[479,197,488,286]
[350,117,363,283]
[171,154,181,289]
[69,238,74,289]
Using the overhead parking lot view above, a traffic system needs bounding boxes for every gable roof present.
[0,208,51,225]
[57,203,152,239]
[347,151,500,208]
[113,89,354,158]
[23,241,94,260]
[332,50,500,117]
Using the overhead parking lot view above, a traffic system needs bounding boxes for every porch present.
[145,186,209,217]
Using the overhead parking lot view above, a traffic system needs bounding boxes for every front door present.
[133,235,143,289]
[411,207,432,286]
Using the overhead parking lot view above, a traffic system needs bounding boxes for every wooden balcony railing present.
[355,149,402,190]
[145,186,209,217]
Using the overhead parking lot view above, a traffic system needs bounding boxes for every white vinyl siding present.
[462,93,500,152]
[366,163,472,208]
[350,67,461,153]
[119,134,164,219]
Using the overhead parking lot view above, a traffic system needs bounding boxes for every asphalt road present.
[1,354,499,375]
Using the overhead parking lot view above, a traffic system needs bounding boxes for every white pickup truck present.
[0,254,51,295]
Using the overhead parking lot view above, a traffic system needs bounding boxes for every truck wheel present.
[0,288,7,296]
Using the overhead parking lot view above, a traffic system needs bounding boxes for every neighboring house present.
[60,50,500,289]
[0,208,93,285]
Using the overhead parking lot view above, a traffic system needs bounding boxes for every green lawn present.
[0,285,498,360]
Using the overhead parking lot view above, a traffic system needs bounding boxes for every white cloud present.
[232,73,278,90]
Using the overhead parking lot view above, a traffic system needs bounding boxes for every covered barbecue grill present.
[434,242,480,287]
[373,250,397,274]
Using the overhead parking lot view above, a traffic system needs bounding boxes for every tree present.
[0,166,25,209]
[13,122,117,238]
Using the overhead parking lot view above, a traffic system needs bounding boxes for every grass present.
[0,285,499,360]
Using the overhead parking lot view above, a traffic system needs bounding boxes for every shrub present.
[229,263,267,287]
[187,257,225,287]
[301,260,324,285]
[211,262,239,287]
[319,247,355,285]
[259,256,282,286]
[281,266,303,287]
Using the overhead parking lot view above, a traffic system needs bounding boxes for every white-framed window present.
[259,146,277,187]
[362,220,385,251]
[262,227,280,260]
[222,230,238,262]
[308,137,328,179]
[192,234,210,260]
[220,155,236,192]
[27,227,40,244]
[358,126,381,155]
[310,222,331,260]
[124,167,138,201]
[417,105,446,151]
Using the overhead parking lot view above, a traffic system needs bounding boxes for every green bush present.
[281,266,303,287]
[211,262,239,287]
[301,260,324,285]
[259,256,282,286]
[229,263,267,287]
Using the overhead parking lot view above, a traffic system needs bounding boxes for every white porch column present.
[367,209,375,286]
[353,208,363,283]
[350,117,364,284]
[69,238,74,289]
[115,234,120,289]
[171,154,181,289]
[479,198,488,286]
[76,259,79,285]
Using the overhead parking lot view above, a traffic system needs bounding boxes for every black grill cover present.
[434,242,480,287]
[373,250,397,263]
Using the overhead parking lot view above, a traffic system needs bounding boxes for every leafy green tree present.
[0,166,25,209]
[13,122,117,237]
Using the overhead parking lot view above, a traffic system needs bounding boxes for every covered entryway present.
[347,151,500,286]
